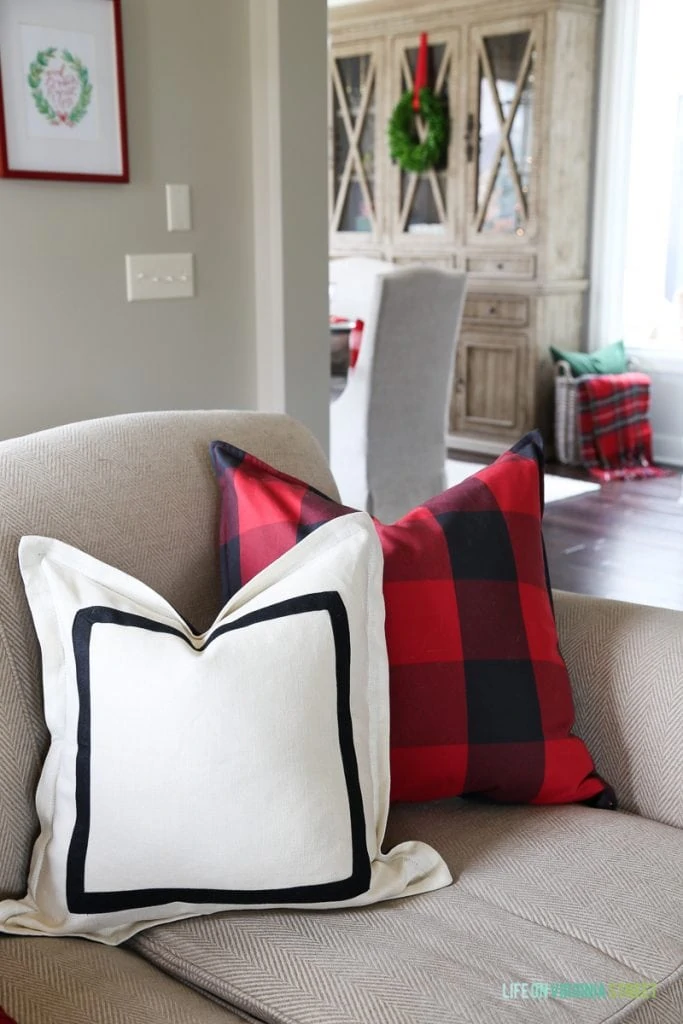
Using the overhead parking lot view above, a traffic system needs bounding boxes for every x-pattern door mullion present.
[398,44,451,233]
[331,57,377,234]
[475,32,534,233]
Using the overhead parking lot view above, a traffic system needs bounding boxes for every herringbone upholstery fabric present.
[0,410,338,900]
[0,937,242,1023]
[554,591,683,829]
[132,801,683,1024]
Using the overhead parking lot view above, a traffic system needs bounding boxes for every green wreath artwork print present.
[27,47,93,128]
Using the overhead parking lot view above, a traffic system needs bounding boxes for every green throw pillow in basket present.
[550,340,628,377]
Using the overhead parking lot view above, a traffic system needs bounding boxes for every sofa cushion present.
[0,937,241,1023]
[0,411,339,902]
[211,433,613,807]
[131,803,683,1024]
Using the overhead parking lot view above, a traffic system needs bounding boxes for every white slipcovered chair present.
[329,257,397,322]
[330,266,467,522]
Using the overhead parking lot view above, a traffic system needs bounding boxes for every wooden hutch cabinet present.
[328,0,601,454]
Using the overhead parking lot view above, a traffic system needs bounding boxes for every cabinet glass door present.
[393,36,455,241]
[330,50,379,236]
[469,25,539,240]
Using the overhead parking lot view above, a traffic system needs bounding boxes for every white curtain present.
[587,0,639,351]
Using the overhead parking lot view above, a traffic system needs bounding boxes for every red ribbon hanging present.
[412,32,429,111]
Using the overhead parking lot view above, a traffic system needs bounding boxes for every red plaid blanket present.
[577,372,668,481]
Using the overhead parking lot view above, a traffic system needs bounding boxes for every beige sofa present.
[0,410,681,1024]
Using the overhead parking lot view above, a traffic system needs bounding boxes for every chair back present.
[330,266,467,522]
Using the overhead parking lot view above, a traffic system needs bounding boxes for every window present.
[622,0,683,350]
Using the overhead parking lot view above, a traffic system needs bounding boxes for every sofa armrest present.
[554,590,683,829]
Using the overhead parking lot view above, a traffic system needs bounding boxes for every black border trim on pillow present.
[66,592,370,913]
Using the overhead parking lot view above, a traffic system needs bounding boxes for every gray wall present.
[633,356,683,466]
[0,0,256,440]
[280,0,330,453]
[249,0,330,452]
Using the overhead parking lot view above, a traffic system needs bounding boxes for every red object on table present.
[329,316,365,369]
[348,319,364,369]
[413,32,429,111]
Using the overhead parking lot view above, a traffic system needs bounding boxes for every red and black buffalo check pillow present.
[210,433,614,808]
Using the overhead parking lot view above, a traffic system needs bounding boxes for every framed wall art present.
[0,0,129,182]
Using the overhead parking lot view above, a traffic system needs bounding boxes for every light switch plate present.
[126,254,195,302]
[166,184,192,232]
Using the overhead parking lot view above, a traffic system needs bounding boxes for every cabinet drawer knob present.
[496,262,504,270]
[488,305,497,315]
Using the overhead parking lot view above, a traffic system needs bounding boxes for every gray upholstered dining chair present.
[330,266,467,522]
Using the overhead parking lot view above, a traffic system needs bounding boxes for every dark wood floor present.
[542,470,683,611]
[333,371,683,611]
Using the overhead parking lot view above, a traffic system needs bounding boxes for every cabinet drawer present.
[392,256,455,270]
[465,255,535,279]
[463,294,530,328]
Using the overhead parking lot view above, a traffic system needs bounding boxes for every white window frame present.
[587,0,639,354]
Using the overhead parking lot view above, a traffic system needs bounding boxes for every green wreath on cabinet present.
[388,87,449,174]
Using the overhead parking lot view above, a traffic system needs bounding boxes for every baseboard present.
[449,431,682,468]
[653,433,683,467]
[446,433,510,457]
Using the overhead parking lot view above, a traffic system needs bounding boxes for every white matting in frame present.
[0,0,128,181]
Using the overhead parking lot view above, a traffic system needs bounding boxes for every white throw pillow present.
[0,513,450,944]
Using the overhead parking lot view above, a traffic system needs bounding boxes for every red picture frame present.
[0,0,129,183]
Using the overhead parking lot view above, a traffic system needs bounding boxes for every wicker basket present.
[554,361,582,465]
